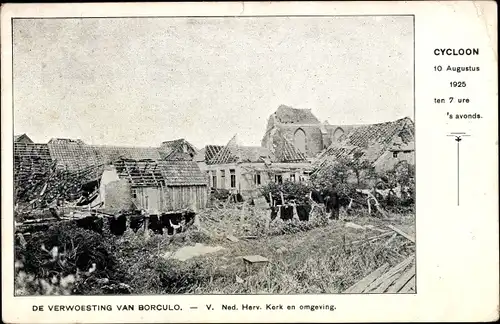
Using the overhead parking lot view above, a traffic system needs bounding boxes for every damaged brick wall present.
[278,125,324,158]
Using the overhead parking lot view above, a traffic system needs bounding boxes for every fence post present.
[143,210,150,238]
[239,201,246,224]
[265,214,270,233]
[292,202,300,221]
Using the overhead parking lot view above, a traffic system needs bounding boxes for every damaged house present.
[205,135,312,199]
[261,104,360,159]
[159,138,198,161]
[314,117,415,176]
[14,136,203,210]
[14,142,54,205]
[99,158,208,213]
[46,138,164,202]
[195,145,225,173]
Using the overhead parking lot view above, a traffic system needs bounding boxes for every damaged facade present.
[261,105,360,159]
[261,105,415,176]
[204,135,312,199]
[99,159,208,213]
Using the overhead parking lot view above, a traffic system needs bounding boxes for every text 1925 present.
[450,81,466,87]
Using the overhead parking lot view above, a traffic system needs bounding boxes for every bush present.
[211,188,231,201]
[260,181,312,205]
[377,161,415,212]
[15,222,124,295]
[311,158,415,211]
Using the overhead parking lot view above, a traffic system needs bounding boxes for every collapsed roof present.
[267,129,308,163]
[315,117,415,171]
[207,135,276,165]
[208,133,307,165]
[159,138,198,160]
[14,137,201,204]
[113,158,208,187]
[14,143,53,179]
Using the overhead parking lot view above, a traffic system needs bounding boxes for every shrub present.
[15,259,78,296]
[377,161,415,212]
[260,181,312,205]
[211,188,231,201]
[15,222,123,295]
[312,157,376,188]
[311,158,415,211]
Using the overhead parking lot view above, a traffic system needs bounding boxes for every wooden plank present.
[243,255,269,264]
[387,264,416,293]
[343,263,391,293]
[400,276,416,293]
[364,255,415,292]
[371,269,404,293]
[387,224,416,243]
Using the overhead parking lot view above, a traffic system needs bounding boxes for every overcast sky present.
[13,16,413,148]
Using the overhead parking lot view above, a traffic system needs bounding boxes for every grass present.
[15,205,415,295]
[111,206,415,295]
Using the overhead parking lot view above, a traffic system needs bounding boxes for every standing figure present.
[323,186,340,220]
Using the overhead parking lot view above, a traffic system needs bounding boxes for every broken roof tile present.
[315,117,414,170]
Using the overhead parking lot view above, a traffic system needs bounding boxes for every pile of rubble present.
[15,161,101,211]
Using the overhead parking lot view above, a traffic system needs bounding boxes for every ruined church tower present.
[261,105,352,159]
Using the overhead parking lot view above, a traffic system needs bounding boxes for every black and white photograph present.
[12,15,415,296]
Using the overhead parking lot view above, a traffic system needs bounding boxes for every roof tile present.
[316,117,414,169]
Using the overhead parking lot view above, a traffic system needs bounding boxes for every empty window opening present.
[294,128,307,154]
[254,173,261,185]
[220,170,226,189]
[230,169,236,188]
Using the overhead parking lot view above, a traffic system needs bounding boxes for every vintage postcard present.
[1,1,498,323]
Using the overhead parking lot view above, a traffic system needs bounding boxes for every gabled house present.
[205,135,312,199]
[99,158,208,213]
[14,134,34,144]
[314,117,415,174]
[159,138,198,161]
